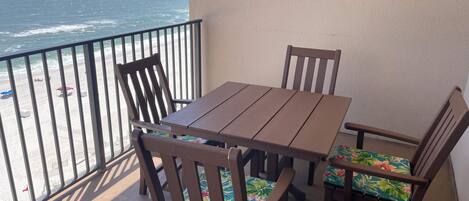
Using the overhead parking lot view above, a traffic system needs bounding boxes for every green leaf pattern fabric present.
[146,131,209,144]
[323,145,412,201]
[183,170,276,201]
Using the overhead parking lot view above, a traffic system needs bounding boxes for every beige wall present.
[190,0,469,139]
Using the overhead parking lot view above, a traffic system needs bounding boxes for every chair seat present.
[146,131,209,144]
[183,170,276,201]
[323,145,412,201]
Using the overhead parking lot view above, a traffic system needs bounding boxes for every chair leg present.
[307,161,315,186]
[139,168,147,195]
[324,186,334,201]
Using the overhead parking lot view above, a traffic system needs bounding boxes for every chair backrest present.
[132,129,248,201]
[281,45,341,94]
[411,87,469,201]
[115,54,175,124]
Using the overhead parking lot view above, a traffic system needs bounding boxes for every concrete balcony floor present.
[50,133,457,201]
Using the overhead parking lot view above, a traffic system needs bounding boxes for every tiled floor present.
[50,133,458,201]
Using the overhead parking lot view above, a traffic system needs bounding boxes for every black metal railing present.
[0,19,202,201]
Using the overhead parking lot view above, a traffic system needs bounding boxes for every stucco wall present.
[189,1,469,199]
[189,0,469,139]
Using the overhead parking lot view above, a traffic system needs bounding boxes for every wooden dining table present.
[161,81,351,200]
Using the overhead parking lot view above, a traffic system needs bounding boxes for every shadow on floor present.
[50,133,458,201]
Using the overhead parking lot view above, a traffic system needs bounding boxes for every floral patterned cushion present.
[323,145,412,201]
[146,131,209,144]
[183,170,276,201]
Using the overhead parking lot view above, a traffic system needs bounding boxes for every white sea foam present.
[3,44,23,53]
[13,24,94,37]
[12,19,117,38]
[85,19,117,25]
[0,31,11,35]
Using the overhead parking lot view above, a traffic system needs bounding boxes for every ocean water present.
[0,0,188,56]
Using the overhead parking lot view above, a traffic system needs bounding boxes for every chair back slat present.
[146,66,168,118]
[154,57,175,114]
[282,45,341,94]
[132,129,248,201]
[115,54,174,124]
[160,154,184,201]
[204,165,224,201]
[138,69,161,123]
[410,88,469,201]
[182,159,203,201]
[315,58,328,93]
[413,106,452,174]
[228,149,248,201]
[303,57,316,91]
[129,72,152,122]
[292,56,305,90]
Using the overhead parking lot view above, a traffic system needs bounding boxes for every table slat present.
[290,95,351,156]
[190,85,271,133]
[161,82,247,127]
[221,88,296,140]
[254,92,322,147]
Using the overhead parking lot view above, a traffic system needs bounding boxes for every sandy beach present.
[0,34,194,200]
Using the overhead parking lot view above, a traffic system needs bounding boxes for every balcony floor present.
[50,133,457,201]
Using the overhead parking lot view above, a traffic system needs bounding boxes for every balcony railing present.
[0,19,202,201]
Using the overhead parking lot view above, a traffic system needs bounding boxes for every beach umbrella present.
[56,86,74,92]
[0,90,13,99]
[56,86,74,97]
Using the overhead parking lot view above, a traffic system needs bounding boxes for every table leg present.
[250,150,260,177]
[266,153,278,181]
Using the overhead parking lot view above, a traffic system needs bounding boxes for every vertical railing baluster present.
[121,37,131,136]
[111,39,124,154]
[0,113,18,201]
[42,52,65,187]
[71,46,90,173]
[121,37,127,64]
[164,29,169,75]
[149,32,153,55]
[184,25,189,99]
[171,27,176,98]
[57,49,78,180]
[140,33,145,59]
[131,35,136,61]
[194,22,202,98]
[100,41,114,160]
[25,55,51,196]
[84,43,105,171]
[178,26,183,100]
[6,59,36,200]
[190,24,195,99]
[157,30,161,55]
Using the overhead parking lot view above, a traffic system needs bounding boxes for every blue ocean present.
[0,0,188,56]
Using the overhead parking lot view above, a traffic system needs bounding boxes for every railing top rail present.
[0,19,202,61]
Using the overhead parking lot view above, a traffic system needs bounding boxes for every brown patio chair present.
[263,45,341,185]
[132,128,296,201]
[323,87,469,201]
[115,53,219,195]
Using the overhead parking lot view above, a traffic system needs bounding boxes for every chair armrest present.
[345,122,420,146]
[130,120,172,133]
[329,158,428,185]
[267,167,295,201]
[173,99,194,104]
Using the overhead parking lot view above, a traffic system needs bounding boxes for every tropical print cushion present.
[183,170,276,201]
[323,145,412,201]
[146,131,209,144]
